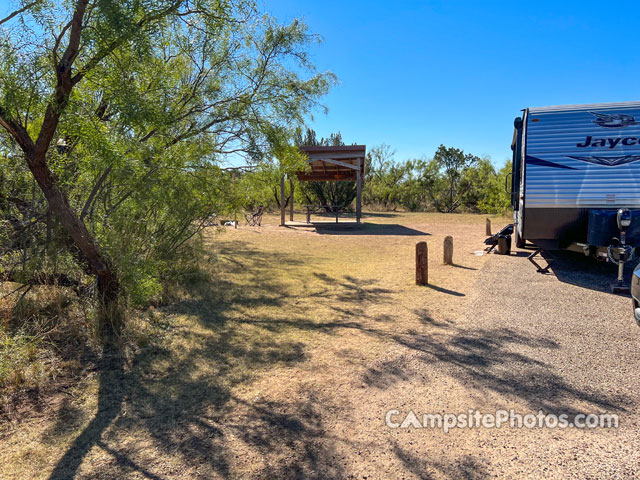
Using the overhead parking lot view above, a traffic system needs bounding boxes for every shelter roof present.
[297,145,366,182]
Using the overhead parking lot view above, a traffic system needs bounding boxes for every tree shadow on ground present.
[45,241,391,479]
[48,349,129,479]
[362,309,629,418]
[393,444,489,480]
[45,240,631,479]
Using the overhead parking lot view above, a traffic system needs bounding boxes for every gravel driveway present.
[377,248,640,479]
[4,216,638,479]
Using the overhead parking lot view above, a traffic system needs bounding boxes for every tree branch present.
[0,1,39,26]
[0,106,35,153]
[70,1,183,86]
[34,0,90,156]
[80,166,112,221]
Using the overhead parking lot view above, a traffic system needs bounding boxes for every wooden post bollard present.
[485,218,491,236]
[289,177,294,222]
[280,175,286,226]
[416,241,428,285]
[443,236,453,265]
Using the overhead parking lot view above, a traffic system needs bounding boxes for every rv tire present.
[515,228,525,249]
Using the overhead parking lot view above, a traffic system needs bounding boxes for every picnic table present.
[303,204,349,224]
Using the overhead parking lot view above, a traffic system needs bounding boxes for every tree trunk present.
[25,152,120,306]
[273,186,291,208]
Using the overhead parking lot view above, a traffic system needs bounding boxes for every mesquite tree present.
[422,145,479,213]
[0,0,332,334]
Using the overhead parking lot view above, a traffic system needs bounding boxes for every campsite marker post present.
[444,236,453,265]
[486,218,492,236]
[416,241,428,285]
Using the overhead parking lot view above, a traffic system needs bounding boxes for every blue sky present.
[262,0,640,165]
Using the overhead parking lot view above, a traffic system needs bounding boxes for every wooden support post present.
[289,177,294,222]
[416,241,428,285]
[356,160,362,224]
[280,174,285,226]
[443,236,453,265]
[486,218,491,236]
[233,171,238,229]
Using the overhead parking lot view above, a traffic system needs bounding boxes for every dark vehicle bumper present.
[632,263,640,326]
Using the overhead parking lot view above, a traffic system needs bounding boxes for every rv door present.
[510,116,524,210]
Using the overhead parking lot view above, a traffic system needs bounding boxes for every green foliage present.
[458,156,498,210]
[0,1,333,306]
[422,145,479,213]
[229,137,309,215]
[363,144,512,214]
[477,160,512,214]
[364,145,417,210]
[0,332,40,391]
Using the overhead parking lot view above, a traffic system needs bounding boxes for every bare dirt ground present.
[1,212,638,479]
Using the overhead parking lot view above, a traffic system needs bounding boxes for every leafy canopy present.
[0,0,333,304]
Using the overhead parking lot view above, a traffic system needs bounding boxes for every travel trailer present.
[510,101,640,292]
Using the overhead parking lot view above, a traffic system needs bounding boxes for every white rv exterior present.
[511,101,640,249]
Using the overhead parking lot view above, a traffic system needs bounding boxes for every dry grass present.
[0,211,506,479]
[0,282,163,424]
[0,286,85,404]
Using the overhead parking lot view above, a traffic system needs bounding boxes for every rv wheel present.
[515,228,525,249]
